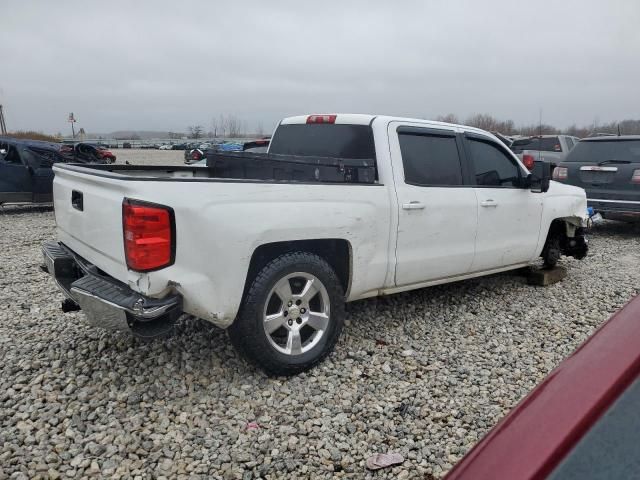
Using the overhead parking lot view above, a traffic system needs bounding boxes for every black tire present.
[542,234,561,268]
[228,252,345,376]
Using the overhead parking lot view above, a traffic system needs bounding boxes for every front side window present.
[467,138,522,187]
[399,132,463,186]
[1,145,22,164]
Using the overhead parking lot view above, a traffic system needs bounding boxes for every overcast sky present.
[1,0,639,134]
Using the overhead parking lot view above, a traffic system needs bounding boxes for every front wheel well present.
[542,217,588,264]
[244,239,352,298]
[546,217,582,239]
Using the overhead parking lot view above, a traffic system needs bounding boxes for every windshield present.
[565,140,640,163]
[269,124,376,159]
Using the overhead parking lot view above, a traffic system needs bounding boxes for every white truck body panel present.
[51,114,588,329]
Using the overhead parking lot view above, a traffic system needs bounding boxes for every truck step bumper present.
[41,241,182,334]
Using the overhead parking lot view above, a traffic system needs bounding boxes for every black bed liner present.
[205,151,376,184]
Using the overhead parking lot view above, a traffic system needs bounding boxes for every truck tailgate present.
[53,166,131,283]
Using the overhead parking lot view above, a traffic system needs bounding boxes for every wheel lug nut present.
[296,318,302,324]
[287,319,293,326]
[300,308,306,313]
[288,301,293,307]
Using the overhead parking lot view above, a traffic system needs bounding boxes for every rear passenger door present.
[464,133,543,271]
[389,123,478,287]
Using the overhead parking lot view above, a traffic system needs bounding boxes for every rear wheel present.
[228,252,345,376]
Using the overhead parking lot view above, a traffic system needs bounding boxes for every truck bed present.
[55,151,377,184]
[51,155,389,324]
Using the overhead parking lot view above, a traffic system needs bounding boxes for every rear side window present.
[398,132,463,186]
[565,140,640,163]
[467,138,522,187]
[565,137,574,149]
[269,124,376,159]
[512,137,562,153]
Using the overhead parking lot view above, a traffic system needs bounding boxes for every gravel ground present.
[114,149,184,166]
[1,198,639,478]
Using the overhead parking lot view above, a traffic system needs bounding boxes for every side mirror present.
[528,160,551,193]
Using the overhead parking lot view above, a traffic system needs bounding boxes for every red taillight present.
[306,114,337,124]
[522,154,535,170]
[191,150,202,160]
[553,167,568,181]
[123,199,174,272]
[632,169,640,184]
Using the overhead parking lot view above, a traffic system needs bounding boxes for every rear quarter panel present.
[131,180,392,327]
[54,167,392,328]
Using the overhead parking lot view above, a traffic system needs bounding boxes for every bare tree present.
[187,125,204,140]
[518,123,558,136]
[436,113,459,124]
[210,117,218,138]
[435,113,640,138]
[217,114,226,138]
[227,115,241,138]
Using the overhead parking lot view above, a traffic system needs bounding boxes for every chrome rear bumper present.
[41,241,182,334]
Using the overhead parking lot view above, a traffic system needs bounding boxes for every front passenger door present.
[465,134,543,272]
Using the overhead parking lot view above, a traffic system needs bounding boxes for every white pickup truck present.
[42,114,589,375]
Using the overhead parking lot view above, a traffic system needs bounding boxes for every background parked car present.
[190,139,271,165]
[241,138,270,153]
[0,137,102,204]
[553,135,640,222]
[491,131,514,148]
[511,135,579,170]
[65,143,116,164]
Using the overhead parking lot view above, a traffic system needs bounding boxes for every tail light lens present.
[306,114,337,124]
[123,199,175,272]
[553,167,568,181]
[191,150,202,160]
[522,154,535,170]
[632,169,640,184]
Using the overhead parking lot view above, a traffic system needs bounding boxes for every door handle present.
[402,201,426,210]
[480,199,498,207]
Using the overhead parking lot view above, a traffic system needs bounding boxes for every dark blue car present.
[0,137,73,204]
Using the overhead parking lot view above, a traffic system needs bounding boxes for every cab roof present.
[279,113,498,140]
